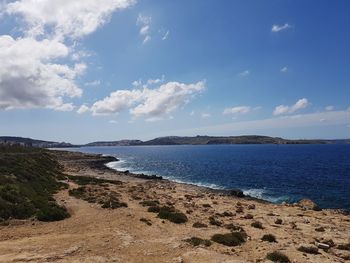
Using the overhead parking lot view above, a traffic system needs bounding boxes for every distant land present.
[1,135,350,148]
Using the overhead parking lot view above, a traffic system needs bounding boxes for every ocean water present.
[64,144,350,211]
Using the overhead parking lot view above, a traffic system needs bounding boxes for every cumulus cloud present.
[273,98,309,116]
[0,35,83,111]
[1,0,134,111]
[6,0,136,39]
[77,105,90,114]
[137,14,151,44]
[91,81,205,117]
[85,80,101,87]
[223,106,251,115]
[271,23,292,33]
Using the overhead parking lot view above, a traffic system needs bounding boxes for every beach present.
[0,150,349,263]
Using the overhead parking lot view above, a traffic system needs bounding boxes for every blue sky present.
[0,0,349,143]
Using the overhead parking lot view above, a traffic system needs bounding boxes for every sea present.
[62,144,350,211]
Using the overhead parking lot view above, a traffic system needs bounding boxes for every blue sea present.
[64,144,350,211]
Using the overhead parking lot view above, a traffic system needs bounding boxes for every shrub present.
[297,246,319,254]
[209,216,222,226]
[139,200,160,207]
[275,218,283,224]
[36,202,70,222]
[211,232,246,246]
[157,206,188,224]
[337,243,350,251]
[192,222,208,228]
[147,206,160,213]
[266,251,291,263]
[251,221,264,229]
[261,234,277,243]
[68,187,86,199]
[186,237,212,247]
[101,198,127,209]
[140,218,152,226]
[225,223,244,232]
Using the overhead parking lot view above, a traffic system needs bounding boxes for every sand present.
[0,150,349,263]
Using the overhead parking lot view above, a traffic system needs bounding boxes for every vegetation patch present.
[209,216,222,226]
[211,232,247,247]
[147,206,161,213]
[157,206,188,224]
[337,243,350,251]
[261,234,277,243]
[140,217,152,226]
[192,222,208,228]
[66,174,122,186]
[297,245,319,254]
[0,145,69,222]
[185,237,212,247]
[139,200,160,207]
[266,251,291,262]
[251,221,264,229]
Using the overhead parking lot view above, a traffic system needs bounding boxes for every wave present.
[106,159,292,204]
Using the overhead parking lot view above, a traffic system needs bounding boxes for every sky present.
[0,0,349,144]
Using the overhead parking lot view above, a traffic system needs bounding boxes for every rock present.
[247,204,255,210]
[297,199,321,211]
[315,242,330,250]
[229,189,244,198]
[274,218,283,225]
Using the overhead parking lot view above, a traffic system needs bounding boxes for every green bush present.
[36,202,70,222]
[261,234,277,243]
[251,221,264,229]
[157,206,188,224]
[139,200,160,207]
[297,246,319,254]
[266,251,291,262]
[186,237,212,247]
[211,232,246,246]
[147,206,160,213]
[0,145,70,221]
[192,222,208,228]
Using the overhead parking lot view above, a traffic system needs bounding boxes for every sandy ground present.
[0,151,349,263]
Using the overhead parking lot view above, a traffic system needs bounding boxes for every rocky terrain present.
[0,150,349,263]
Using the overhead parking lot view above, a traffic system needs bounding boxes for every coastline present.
[0,149,349,262]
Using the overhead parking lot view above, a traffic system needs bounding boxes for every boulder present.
[297,199,321,211]
[229,189,245,198]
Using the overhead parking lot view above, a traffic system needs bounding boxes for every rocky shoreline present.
[0,150,349,262]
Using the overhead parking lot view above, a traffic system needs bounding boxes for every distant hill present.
[1,135,349,148]
[139,135,329,145]
[85,140,143,147]
[0,136,76,148]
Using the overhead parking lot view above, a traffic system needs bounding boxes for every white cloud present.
[280,67,288,73]
[77,105,89,114]
[271,23,292,33]
[91,80,205,117]
[6,0,136,39]
[137,14,151,44]
[273,98,309,116]
[238,70,250,77]
[325,105,334,111]
[85,80,101,87]
[190,110,195,116]
[201,113,211,119]
[109,119,118,124]
[223,106,251,115]
[1,0,134,112]
[0,35,83,111]
[162,30,169,40]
